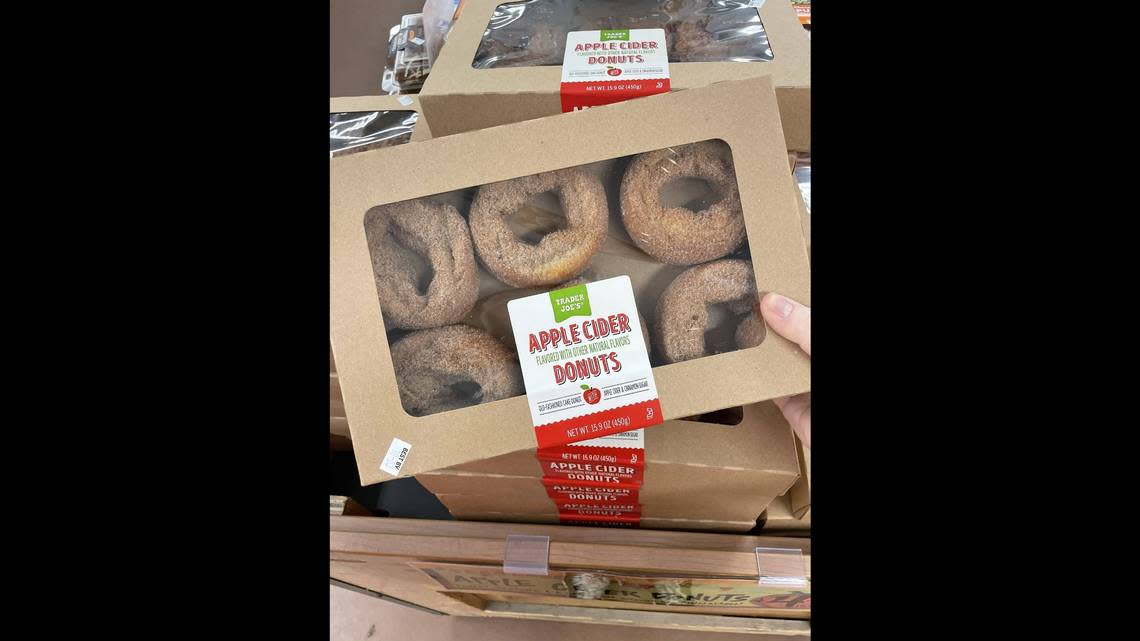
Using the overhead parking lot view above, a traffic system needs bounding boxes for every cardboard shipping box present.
[419,0,811,151]
[331,77,810,485]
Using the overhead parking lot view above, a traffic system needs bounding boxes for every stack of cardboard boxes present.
[329,0,812,535]
[419,402,801,532]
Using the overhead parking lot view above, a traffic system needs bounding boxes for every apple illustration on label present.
[580,384,601,405]
[606,66,621,77]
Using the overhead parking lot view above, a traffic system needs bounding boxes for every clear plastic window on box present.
[329,111,419,158]
[793,154,809,214]
[363,139,768,417]
[473,0,774,69]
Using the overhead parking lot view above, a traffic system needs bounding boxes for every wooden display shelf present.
[331,516,811,636]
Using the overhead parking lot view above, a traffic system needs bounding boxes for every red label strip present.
[536,445,643,467]
[560,79,671,113]
[537,459,644,486]
[534,398,662,449]
[555,512,641,527]
[543,478,641,504]
[537,441,645,526]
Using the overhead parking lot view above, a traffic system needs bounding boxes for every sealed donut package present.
[331,76,809,485]
[328,95,432,158]
[419,0,810,151]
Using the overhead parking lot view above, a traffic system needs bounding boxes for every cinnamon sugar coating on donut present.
[620,141,745,265]
[391,325,523,416]
[734,313,766,349]
[365,200,479,330]
[470,168,608,287]
[655,259,760,363]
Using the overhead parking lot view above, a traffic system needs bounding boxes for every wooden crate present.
[331,516,811,636]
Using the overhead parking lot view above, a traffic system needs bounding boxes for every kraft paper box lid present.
[433,485,775,522]
[424,0,809,93]
[429,484,779,521]
[329,95,433,143]
[426,402,800,483]
[331,76,811,485]
[419,0,810,150]
[420,466,784,519]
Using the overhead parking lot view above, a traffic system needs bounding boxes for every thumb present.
[758,292,810,356]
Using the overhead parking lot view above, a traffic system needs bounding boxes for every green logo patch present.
[549,283,591,323]
[600,29,630,41]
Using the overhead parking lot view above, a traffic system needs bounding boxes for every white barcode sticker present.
[380,438,413,476]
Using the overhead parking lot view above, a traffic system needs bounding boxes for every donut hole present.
[446,379,484,406]
[702,304,739,356]
[383,228,436,296]
[701,302,765,356]
[506,191,568,246]
[658,177,723,213]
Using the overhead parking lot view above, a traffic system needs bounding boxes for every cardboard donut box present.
[418,0,811,152]
[328,146,808,452]
[440,511,761,533]
[419,401,800,527]
[328,96,428,451]
[330,77,811,486]
[761,438,810,534]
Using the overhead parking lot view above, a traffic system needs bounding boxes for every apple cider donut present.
[470,168,608,287]
[391,324,523,417]
[364,200,479,330]
[734,313,766,349]
[655,259,761,363]
[620,140,745,265]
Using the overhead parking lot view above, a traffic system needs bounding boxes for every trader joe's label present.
[508,276,662,448]
[560,29,670,112]
[411,562,811,610]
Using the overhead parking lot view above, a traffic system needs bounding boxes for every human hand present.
[758,292,811,449]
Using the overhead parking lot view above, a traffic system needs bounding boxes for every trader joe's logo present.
[549,283,591,323]
[600,29,630,41]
